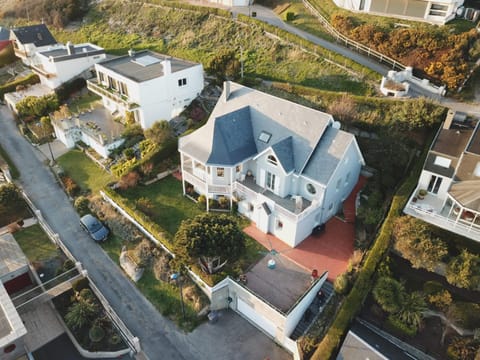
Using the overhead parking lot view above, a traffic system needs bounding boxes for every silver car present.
[80,214,109,242]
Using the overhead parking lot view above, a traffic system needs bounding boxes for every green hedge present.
[0,73,40,99]
[311,134,433,359]
[385,315,417,338]
[237,14,379,82]
[102,186,173,251]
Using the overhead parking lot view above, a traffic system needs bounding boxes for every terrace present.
[86,78,139,110]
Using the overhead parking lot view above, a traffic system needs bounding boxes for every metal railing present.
[303,0,406,71]
[86,79,139,110]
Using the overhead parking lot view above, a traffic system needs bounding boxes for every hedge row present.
[311,134,432,359]
[0,73,39,99]
[102,186,173,251]
[143,0,232,17]
[236,14,379,82]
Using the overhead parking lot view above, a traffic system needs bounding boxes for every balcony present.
[31,64,56,78]
[87,79,139,110]
[404,188,480,242]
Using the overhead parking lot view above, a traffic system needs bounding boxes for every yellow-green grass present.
[14,224,58,262]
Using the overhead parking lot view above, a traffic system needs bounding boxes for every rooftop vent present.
[66,41,75,55]
[128,49,135,57]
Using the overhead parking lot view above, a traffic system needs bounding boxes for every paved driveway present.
[0,106,291,360]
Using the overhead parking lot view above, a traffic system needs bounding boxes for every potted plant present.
[418,189,427,200]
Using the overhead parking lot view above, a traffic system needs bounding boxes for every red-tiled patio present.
[244,177,366,282]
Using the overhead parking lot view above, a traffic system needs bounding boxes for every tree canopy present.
[446,250,480,290]
[174,213,245,274]
[144,120,173,145]
[0,183,21,207]
[393,216,448,271]
[16,94,59,119]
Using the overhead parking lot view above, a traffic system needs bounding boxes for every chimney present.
[162,59,171,75]
[223,81,230,103]
[66,41,75,55]
[128,49,135,57]
[443,109,455,130]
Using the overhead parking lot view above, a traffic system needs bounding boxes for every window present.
[119,82,129,96]
[266,172,276,191]
[236,165,241,173]
[98,72,105,83]
[178,78,187,87]
[427,175,443,194]
[306,183,316,194]
[434,156,451,168]
[258,131,272,143]
[336,178,342,191]
[248,203,254,212]
[216,167,224,177]
[429,3,448,16]
[267,155,278,166]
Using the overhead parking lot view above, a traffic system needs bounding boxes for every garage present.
[237,297,277,338]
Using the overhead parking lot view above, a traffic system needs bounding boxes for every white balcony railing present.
[87,79,139,110]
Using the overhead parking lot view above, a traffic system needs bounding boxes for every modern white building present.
[179,82,365,248]
[404,110,480,242]
[31,42,106,89]
[332,0,464,24]
[87,50,204,129]
[10,24,58,66]
[51,107,125,159]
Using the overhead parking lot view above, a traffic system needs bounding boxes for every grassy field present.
[120,176,203,237]
[51,0,377,95]
[57,150,115,193]
[14,224,59,262]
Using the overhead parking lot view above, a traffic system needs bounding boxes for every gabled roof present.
[11,24,57,47]
[179,82,359,185]
[208,107,257,165]
[449,180,480,212]
[271,137,295,173]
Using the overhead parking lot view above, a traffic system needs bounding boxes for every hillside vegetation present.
[52,0,376,95]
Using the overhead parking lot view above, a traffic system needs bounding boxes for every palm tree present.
[397,291,426,329]
[373,276,406,314]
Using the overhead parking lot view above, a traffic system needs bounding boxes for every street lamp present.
[170,272,186,321]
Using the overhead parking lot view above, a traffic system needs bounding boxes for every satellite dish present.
[332,121,341,129]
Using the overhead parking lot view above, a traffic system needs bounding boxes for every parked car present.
[80,214,109,242]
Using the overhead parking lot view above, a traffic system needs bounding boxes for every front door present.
[428,175,442,194]
[266,171,276,191]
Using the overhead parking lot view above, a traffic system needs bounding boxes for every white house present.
[51,107,125,159]
[207,0,252,6]
[10,24,59,66]
[179,82,365,248]
[31,42,106,89]
[332,0,463,24]
[87,50,204,129]
[404,110,480,242]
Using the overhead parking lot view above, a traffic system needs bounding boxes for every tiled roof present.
[11,24,57,47]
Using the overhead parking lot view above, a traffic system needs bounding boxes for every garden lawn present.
[68,93,101,113]
[120,176,203,237]
[57,150,115,193]
[14,224,58,262]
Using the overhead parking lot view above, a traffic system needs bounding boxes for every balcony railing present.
[87,79,139,110]
[31,64,56,78]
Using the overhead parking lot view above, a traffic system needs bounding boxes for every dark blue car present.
[80,214,109,242]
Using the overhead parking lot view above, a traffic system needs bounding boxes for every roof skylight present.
[258,131,272,143]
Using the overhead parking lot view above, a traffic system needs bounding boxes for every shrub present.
[153,253,172,282]
[218,196,229,209]
[448,302,480,330]
[55,77,86,102]
[372,276,405,314]
[133,239,154,267]
[74,196,90,216]
[0,73,39,99]
[89,325,105,342]
[428,290,452,312]
[285,12,295,21]
[423,280,444,295]
[109,334,122,345]
[123,148,135,160]
[0,183,21,206]
[447,337,479,360]
[385,314,418,337]
[197,195,206,209]
[446,250,480,290]
[334,272,350,295]
[117,171,140,190]
[61,175,80,197]
[72,277,89,293]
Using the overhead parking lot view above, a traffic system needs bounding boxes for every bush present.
[123,148,135,160]
[385,314,418,337]
[447,337,479,360]
[448,302,480,330]
[62,175,80,197]
[446,250,480,290]
[285,12,295,21]
[89,325,105,342]
[218,196,229,209]
[197,195,206,209]
[0,183,21,206]
[133,239,154,267]
[334,273,350,295]
[423,280,444,295]
[55,77,86,102]
[427,290,452,312]
[72,277,89,293]
[74,196,90,216]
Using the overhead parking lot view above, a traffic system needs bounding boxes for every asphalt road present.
[0,106,291,360]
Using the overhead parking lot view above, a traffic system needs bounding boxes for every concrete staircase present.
[290,281,334,340]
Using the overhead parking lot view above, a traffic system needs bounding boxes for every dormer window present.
[267,155,278,166]
[258,131,271,143]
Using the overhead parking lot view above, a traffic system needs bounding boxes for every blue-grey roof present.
[0,27,9,41]
[207,107,257,165]
[271,136,295,173]
[11,24,57,47]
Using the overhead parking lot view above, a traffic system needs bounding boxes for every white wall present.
[37,50,106,89]
[138,63,204,128]
[418,170,452,201]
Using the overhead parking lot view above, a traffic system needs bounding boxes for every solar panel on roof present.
[132,55,161,67]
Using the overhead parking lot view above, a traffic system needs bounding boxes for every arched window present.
[267,155,278,165]
[306,183,316,194]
